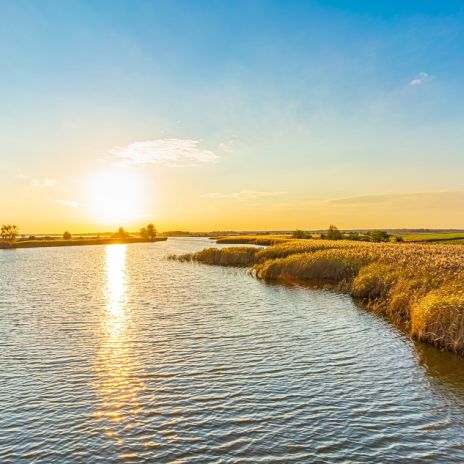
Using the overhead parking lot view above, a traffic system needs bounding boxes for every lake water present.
[1,238,464,463]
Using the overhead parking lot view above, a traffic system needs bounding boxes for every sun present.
[87,171,144,226]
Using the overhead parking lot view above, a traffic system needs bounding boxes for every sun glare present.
[87,171,144,226]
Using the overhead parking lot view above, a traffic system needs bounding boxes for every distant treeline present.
[0,223,166,249]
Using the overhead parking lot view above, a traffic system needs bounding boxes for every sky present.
[1,0,464,233]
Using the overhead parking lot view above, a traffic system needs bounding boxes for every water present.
[1,238,464,463]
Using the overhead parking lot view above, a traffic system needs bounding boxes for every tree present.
[63,231,72,240]
[1,225,19,243]
[367,230,390,242]
[146,223,157,239]
[117,227,127,238]
[326,224,342,240]
[139,227,148,239]
[292,229,311,239]
[347,231,361,241]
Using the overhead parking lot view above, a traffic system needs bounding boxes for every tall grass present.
[215,235,291,245]
[170,239,464,355]
[168,246,260,266]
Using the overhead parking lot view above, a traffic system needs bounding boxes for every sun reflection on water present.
[94,244,146,448]
[105,244,128,339]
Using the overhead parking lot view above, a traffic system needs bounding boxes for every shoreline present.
[0,237,167,250]
[169,239,464,357]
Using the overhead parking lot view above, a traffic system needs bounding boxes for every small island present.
[0,224,167,249]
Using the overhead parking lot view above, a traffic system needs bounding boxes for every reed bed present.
[170,239,464,355]
[168,246,260,267]
[215,235,291,245]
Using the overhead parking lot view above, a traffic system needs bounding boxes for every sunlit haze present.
[2,1,464,232]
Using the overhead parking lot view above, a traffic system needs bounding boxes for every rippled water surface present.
[2,238,464,463]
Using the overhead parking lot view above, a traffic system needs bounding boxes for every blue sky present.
[1,1,464,231]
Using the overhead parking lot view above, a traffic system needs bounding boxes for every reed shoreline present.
[169,238,464,356]
[0,236,167,250]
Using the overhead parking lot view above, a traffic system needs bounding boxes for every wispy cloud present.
[19,175,57,188]
[31,178,56,188]
[218,142,233,153]
[325,191,464,209]
[109,139,219,167]
[56,199,79,208]
[202,190,288,200]
[217,137,239,153]
[409,72,430,86]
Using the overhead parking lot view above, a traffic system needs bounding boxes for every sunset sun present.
[87,171,144,226]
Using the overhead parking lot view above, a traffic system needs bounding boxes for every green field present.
[400,232,464,243]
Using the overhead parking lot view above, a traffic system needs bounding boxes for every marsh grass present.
[171,239,464,355]
[215,235,291,245]
[168,246,260,266]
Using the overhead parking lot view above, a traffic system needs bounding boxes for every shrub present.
[367,230,390,242]
[292,230,310,239]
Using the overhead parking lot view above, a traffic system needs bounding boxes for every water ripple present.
[1,238,464,462]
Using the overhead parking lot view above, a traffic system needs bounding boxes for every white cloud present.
[19,175,57,188]
[56,199,79,208]
[31,178,56,188]
[218,142,233,153]
[109,139,219,167]
[202,190,288,200]
[217,136,240,153]
[409,72,430,86]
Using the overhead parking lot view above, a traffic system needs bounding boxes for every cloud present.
[325,191,464,209]
[20,175,56,188]
[409,72,430,86]
[56,199,79,208]
[218,142,233,153]
[109,139,219,167]
[31,178,56,188]
[217,137,239,153]
[202,190,288,200]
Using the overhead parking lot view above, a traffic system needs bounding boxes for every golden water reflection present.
[94,245,145,444]
[105,244,128,340]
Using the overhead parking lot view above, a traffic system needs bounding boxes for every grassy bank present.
[169,239,464,355]
[0,237,167,249]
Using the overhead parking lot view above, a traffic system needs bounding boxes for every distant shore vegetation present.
[1,224,19,244]
[0,224,166,249]
[139,223,157,239]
